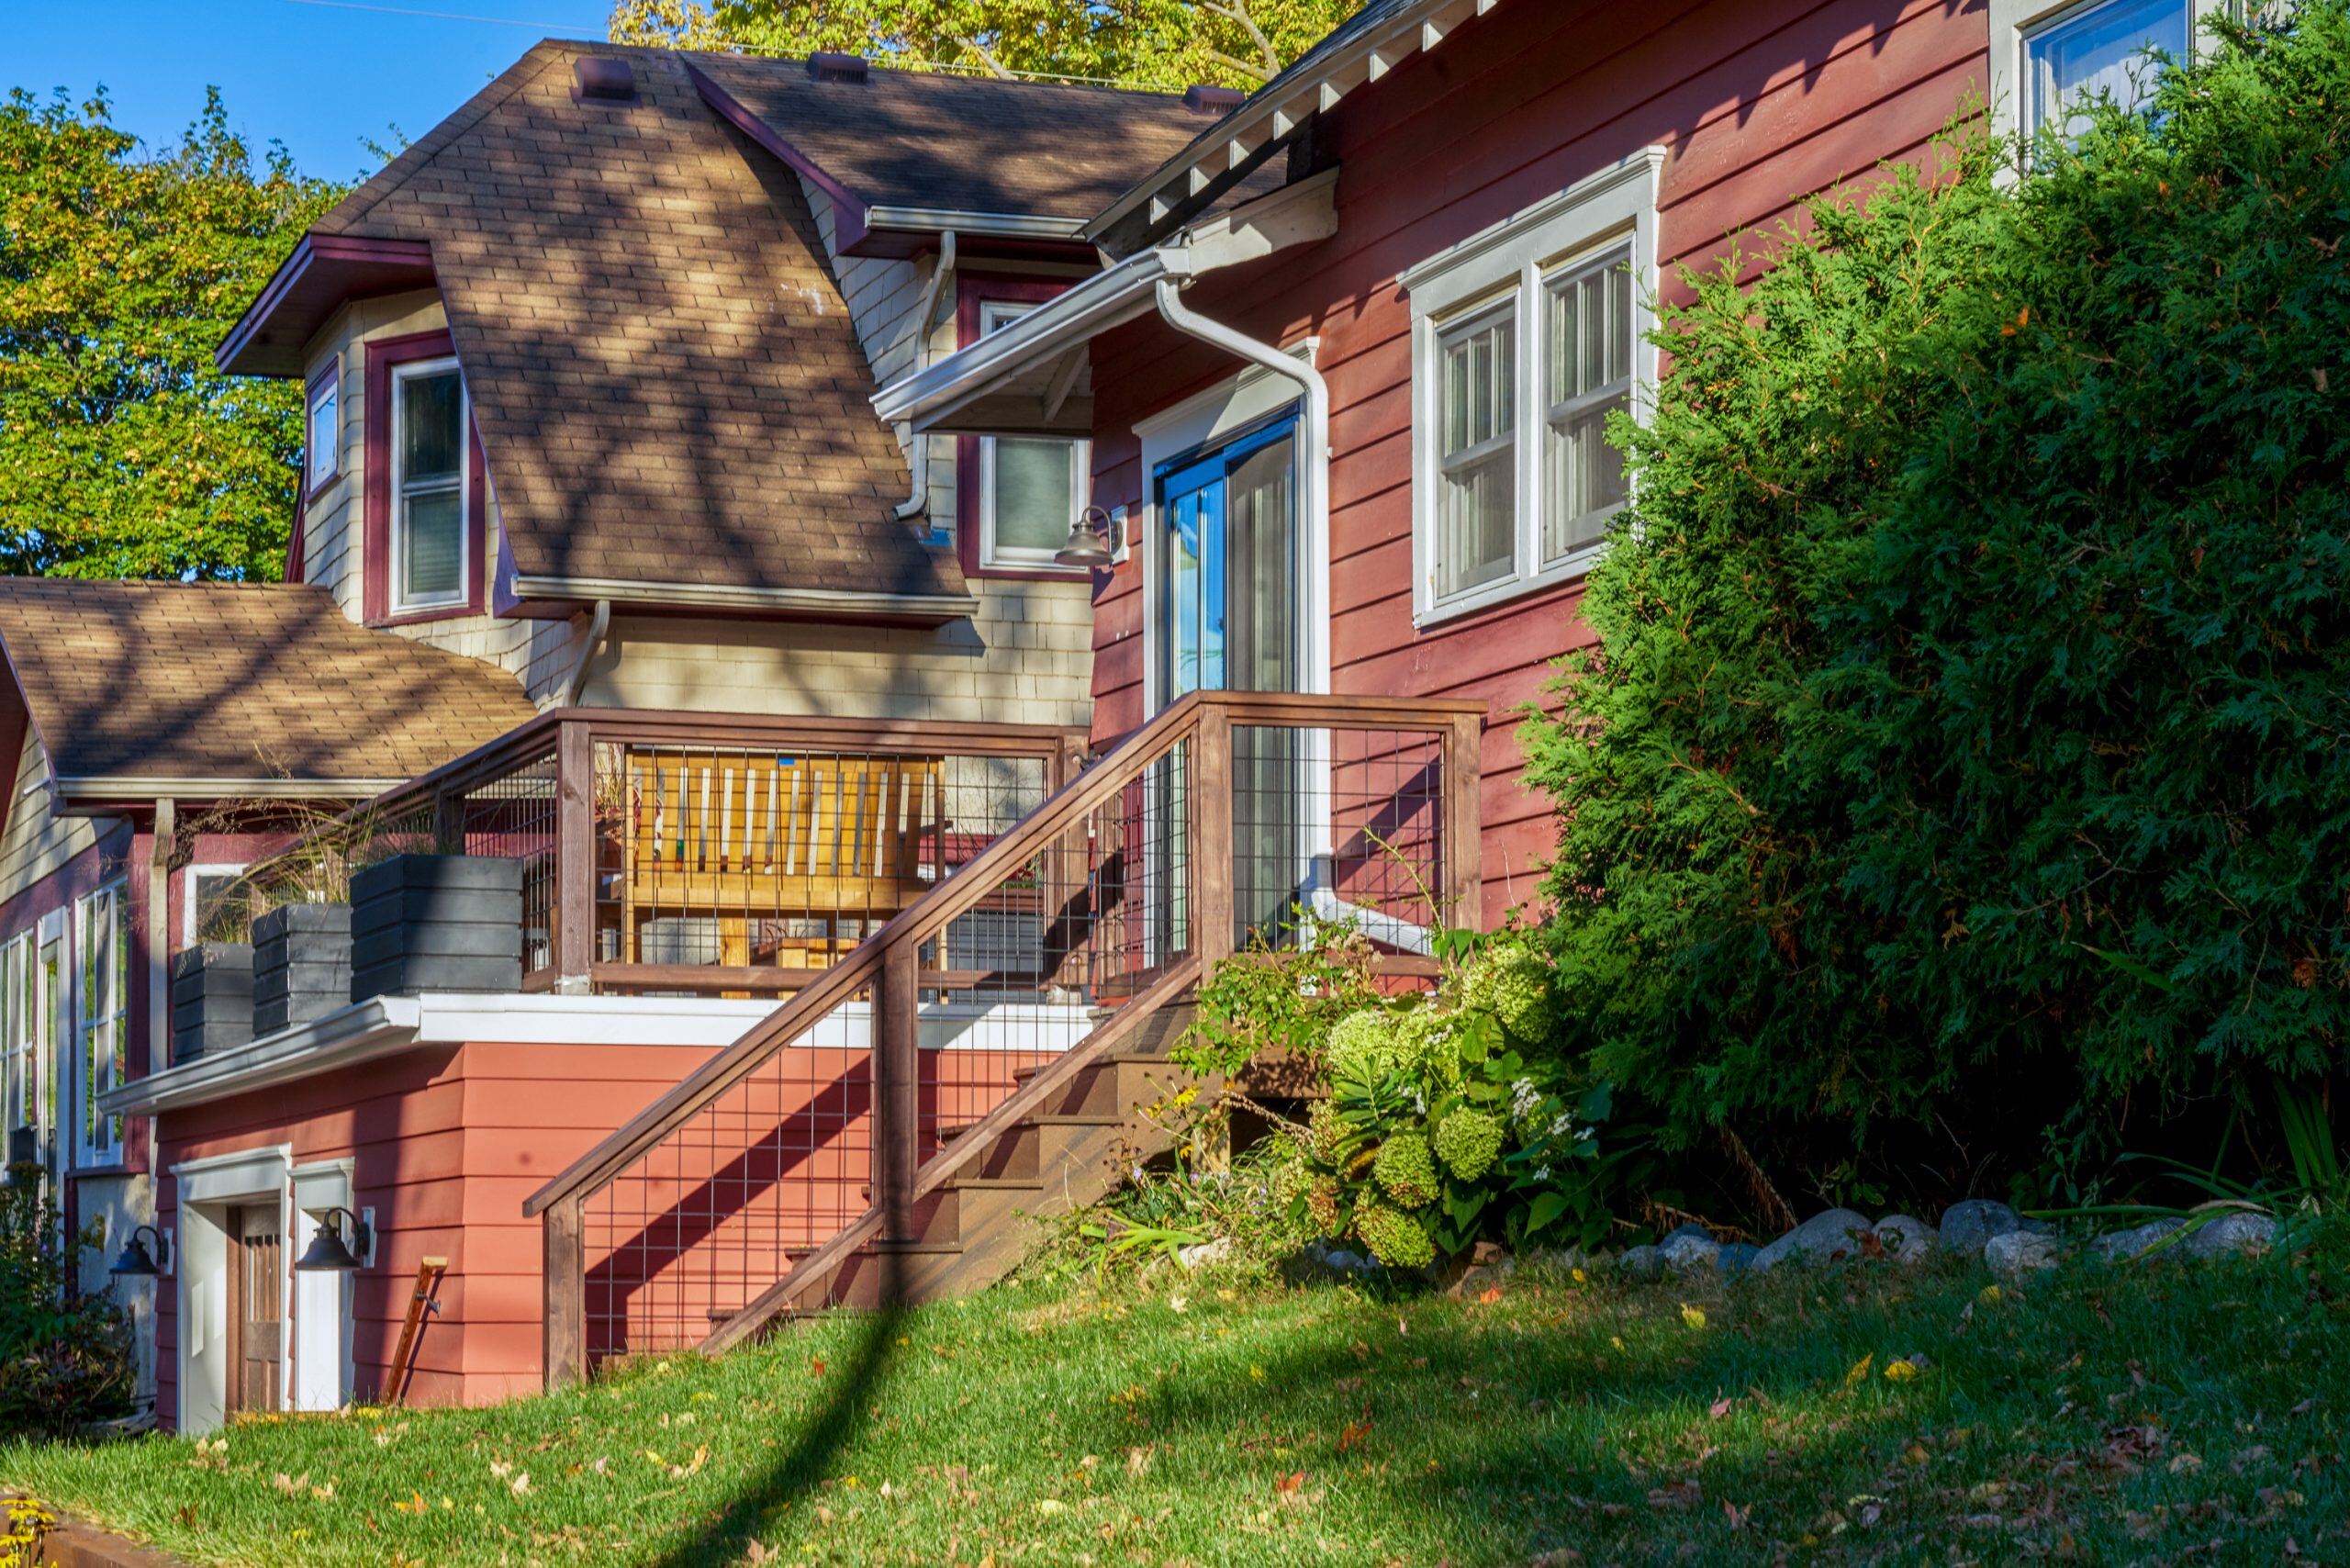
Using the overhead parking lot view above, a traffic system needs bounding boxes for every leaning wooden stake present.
[387,1257,448,1406]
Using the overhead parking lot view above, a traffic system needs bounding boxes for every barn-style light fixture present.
[1054,505,1116,569]
[294,1207,373,1272]
[109,1224,170,1277]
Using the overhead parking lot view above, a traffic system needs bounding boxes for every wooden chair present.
[620,752,945,973]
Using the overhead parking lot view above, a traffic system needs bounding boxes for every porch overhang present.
[872,169,1340,438]
[498,570,980,625]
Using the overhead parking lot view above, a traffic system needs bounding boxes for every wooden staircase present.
[526,691,1486,1383]
[795,1001,1201,1314]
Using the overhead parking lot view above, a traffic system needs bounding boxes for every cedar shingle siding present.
[0,580,534,786]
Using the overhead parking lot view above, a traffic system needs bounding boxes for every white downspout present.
[1148,274,1351,932]
[895,232,957,526]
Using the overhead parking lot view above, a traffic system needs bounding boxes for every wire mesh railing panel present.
[454,745,560,979]
[582,980,877,1359]
[1230,722,1449,956]
[592,745,1048,992]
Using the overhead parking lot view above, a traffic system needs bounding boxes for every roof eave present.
[507,574,980,626]
[216,233,438,378]
[1081,0,1503,253]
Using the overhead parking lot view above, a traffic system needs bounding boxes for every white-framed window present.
[74,881,128,1166]
[183,863,251,946]
[1403,148,1663,624]
[976,301,1088,571]
[1989,0,2234,145]
[307,364,341,490]
[2,932,33,1144]
[389,356,469,612]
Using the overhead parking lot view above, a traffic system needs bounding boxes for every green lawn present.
[8,1248,2348,1567]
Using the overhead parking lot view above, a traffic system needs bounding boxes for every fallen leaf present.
[1844,1354,1874,1386]
[1708,1398,1735,1420]
[1478,1284,1503,1305]
[1648,1480,1702,1512]
[1680,1305,1707,1331]
[1884,1359,1919,1383]
[1273,1471,1305,1495]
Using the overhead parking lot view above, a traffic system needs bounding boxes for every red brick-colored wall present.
[1084,0,1988,925]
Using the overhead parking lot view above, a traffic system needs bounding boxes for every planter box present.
[350,855,523,1000]
[170,943,253,1063]
[253,903,353,1036]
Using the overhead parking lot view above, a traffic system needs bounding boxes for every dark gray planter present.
[350,855,523,1000]
[170,943,254,1063]
[253,902,353,1036]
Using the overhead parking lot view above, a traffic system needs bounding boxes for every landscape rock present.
[1659,1223,1716,1248]
[1659,1232,1722,1274]
[1873,1214,1936,1264]
[1615,1244,1665,1282]
[1177,1238,1232,1271]
[2092,1219,2189,1264]
[1985,1230,2065,1283]
[2180,1212,2278,1260]
[1714,1242,1761,1275]
[1939,1200,2023,1254]
[1752,1208,1874,1273]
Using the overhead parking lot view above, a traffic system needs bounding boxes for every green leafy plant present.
[0,1170,133,1437]
[1171,912,1379,1081]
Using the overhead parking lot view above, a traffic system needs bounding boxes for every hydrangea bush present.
[1217,938,1630,1269]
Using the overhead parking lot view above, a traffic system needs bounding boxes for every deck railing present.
[231,709,1089,996]
[521,691,1486,1379]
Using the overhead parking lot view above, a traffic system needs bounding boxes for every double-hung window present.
[390,357,469,612]
[2,933,32,1150]
[976,301,1088,571]
[1992,1,2236,145]
[1404,149,1662,622]
[74,883,128,1166]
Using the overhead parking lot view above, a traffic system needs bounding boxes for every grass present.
[7,1244,2349,1567]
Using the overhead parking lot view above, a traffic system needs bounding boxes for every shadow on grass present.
[643,1251,909,1568]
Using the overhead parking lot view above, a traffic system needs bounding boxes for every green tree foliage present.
[0,88,343,580]
[1524,6,2350,1204]
[609,0,1354,88]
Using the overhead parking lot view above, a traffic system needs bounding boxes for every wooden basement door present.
[227,1204,283,1417]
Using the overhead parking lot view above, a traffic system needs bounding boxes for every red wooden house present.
[13,0,2225,1432]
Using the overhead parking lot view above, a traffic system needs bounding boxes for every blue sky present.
[10,0,618,180]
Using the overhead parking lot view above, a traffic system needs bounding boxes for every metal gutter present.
[507,575,979,620]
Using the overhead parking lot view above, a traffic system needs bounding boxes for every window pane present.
[1169,490,1203,698]
[990,438,1076,555]
[1439,447,1516,599]
[1543,247,1636,565]
[403,489,464,602]
[1440,307,1514,459]
[399,368,464,481]
[2027,0,2190,138]
[1546,398,1630,561]
[309,386,338,484]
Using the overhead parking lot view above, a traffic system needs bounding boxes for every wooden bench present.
[619,752,945,972]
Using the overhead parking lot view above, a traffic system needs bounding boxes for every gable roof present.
[0,580,536,804]
[229,40,972,615]
[684,53,1221,247]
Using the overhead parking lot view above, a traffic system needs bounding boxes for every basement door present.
[1156,413,1304,948]
[226,1204,283,1417]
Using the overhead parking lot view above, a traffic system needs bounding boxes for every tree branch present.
[1201,0,1281,81]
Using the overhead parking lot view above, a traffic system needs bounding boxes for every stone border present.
[4,1497,192,1568]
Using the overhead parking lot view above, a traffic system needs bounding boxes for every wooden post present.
[147,796,173,1077]
[1193,705,1235,969]
[431,786,463,855]
[555,721,595,994]
[872,936,920,1242]
[542,1199,587,1390]
[1443,711,1485,931]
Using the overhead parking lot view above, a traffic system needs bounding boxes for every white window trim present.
[170,1144,293,1433]
[387,354,470,614]
[72,879,129,1168]
[1404,146,1665,627]
[1987,0,2232,147]
[2,931,32,1139]
[1134,345,1323,715]
[182,863,250,947]
[306,364,341,490]
[974,301,1091,574]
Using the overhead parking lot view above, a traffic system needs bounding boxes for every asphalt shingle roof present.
[0,580,535,789]
[311,41,965,601]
